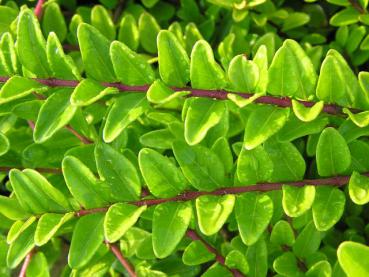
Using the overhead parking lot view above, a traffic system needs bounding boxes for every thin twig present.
[348,0,366,14]
[34,0,45,19]
[62,44,79,51]
[75,173,362,216]
[64,125,93,144]
[19,249,35,277]
[113,0,125,23]
[0,76,356,115]
[105,241,137,277]
[186,229,244,277]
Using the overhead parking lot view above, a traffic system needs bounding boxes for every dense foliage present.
[1,0,369,276]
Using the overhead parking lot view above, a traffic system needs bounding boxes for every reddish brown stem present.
[348,0,366,14]
[105,242,137,277]
[34,0,45,19]
[63,44,80,51]
[19,249,35,277]
[64,125,93,144]
[75,173,363,216]
[0,76,357,116]
[27,120,35,130]
[186,229,244,277]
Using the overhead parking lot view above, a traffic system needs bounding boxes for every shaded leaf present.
[69,213,105,269]
[316,127,351,176]
[138,148,188,197]
[312,186,346,231]
[152,202,192,258]
[235,192,273,245]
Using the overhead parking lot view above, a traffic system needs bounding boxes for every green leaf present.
[152,202,192,258]
[6,222,36,268]
[293,221,321,259]
[268,39,317,99]
[196,195,235,236]
[138,13,160,54]
[118,14,139,51]
[337,241,369,276]
[306,261,332,277]
[77,23,116,82]
[349,171,369,205]
[343,108,369,127]
[202,263,233,277]
[104,203,146,243]
[273,252,304,277]
[138,148,188,197]
[26,252,50,277]
[103,94,149,143]
[42,2,67,42]
[292,100,324,122]
[35,213,74,246]
[349,140,369,172]
[228,55,259,92]
[253,45,268,94]
[91,5,115,40]
[282,12,310,31]
[265,140,306,181]
[225,250,249,275]
[190,40,227,89]
[0,196,29,220]
[246,238,268,277]
[34,89,77,143]
[16,9,51,77]
[46,32,80,80]
[0,132,9,155]
[95,143,141,201]
[227,92,262,108]
[71,79,117,106]
[316,127,351,176]
[184,98,225,145]
[9,169,70,214]
[282,185,315,217]
[62,155,110,209]
[182,240,215,265]
[69,213,105,269]
[110,41,155,85]
[211,137,233,174]
[0,6,17,36]
[270,220,295,247]
[236,145,273,184]
[330,7,360,26]
[244,106,289,150]
[312,186,346,231]
[235,192,273,245]
[277,115,328,142]
[139,129,176,149]
[158,30,190,87]
[0,32,18,75]
[172,140,224,191]
[7,217,36,244]
[0,76,48,104]
[147,80,189,107]
[317,50,366,109]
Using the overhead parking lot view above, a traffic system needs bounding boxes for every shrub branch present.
[105,241,137,277]
[0,76,356,115]
[75,173,362,216]
[19,249,35,277]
